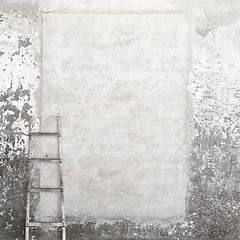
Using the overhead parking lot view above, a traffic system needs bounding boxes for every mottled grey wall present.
[0,1,240,240]
[0,10,41,240]
[187,19,240,239]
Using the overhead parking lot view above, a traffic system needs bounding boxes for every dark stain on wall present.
[186,125,240,240]
[18,37,32,49]
[0,137,27,239]
[0,14,4,23]
[0,86,31,239]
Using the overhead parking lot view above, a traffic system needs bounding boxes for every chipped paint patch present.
[0,11,40,239]
[18,37,32,49]
[187,19,240,239]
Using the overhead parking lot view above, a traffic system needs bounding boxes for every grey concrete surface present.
[0,1,240,240]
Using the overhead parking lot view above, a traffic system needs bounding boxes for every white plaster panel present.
[42,13,189,221]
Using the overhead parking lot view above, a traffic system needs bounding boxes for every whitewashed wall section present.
[42,13,190,223]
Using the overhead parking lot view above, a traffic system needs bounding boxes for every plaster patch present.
[42,13,189,223]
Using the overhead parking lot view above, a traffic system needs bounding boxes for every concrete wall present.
[0,1,240,240]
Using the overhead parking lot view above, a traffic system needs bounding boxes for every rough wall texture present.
[0,1,240,240]
[0,10,41,239]
[187,19,240,239]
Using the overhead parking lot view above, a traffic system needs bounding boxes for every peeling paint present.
[0,11,40,240]
[18,37,32,49]
[186,18,240,240]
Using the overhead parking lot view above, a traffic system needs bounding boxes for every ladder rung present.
[31,132,60,136]
[29,158,61,162]
[29,188,62,192]
[27,222,63,227]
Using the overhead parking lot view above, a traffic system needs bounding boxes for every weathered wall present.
[187,19,240,239]
[0,1,240,240]
[0,10,41,240]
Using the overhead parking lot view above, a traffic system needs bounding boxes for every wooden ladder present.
[25,116,66,240]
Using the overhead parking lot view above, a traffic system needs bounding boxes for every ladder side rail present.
[25,117,33,240]
[57,116,66,240]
